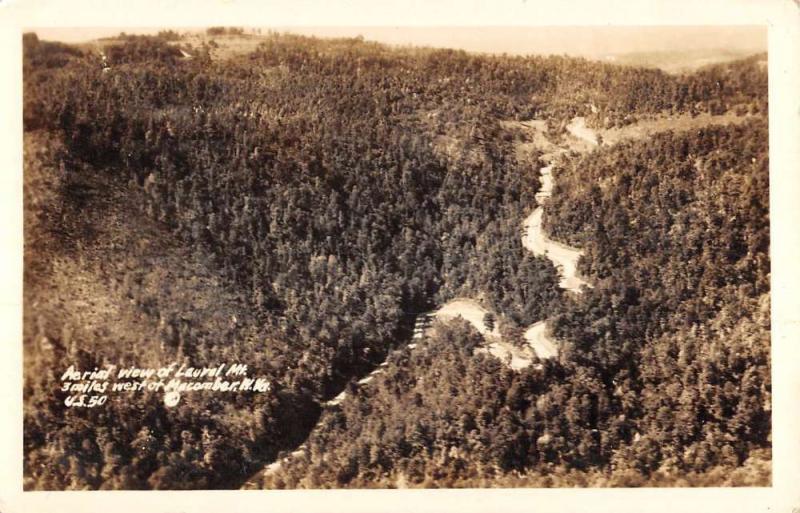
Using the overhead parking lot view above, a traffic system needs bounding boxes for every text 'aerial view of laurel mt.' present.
[22,26,770,490]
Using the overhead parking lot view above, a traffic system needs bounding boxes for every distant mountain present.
[603,48,767,74]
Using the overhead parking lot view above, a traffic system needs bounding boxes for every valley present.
[22,30,770,490]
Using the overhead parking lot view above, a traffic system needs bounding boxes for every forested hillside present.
[545,121,770,476]
[22,31,769,489]
[269,120,770,488]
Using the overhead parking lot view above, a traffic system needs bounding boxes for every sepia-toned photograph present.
[18,22,776,493]
[4,0,800,510]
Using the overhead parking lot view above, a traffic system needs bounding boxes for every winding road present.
[522,159,591,294]
[241,116,597,489]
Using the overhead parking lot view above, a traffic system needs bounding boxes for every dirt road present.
[524,321,559,360]
[522,207,590,293]
[434,298,499,337]
[566,116,599,146]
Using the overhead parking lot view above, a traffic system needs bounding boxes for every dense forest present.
[268,120,769,487]
[22,31,769,489]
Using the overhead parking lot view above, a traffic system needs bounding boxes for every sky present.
[31,26,766,59]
